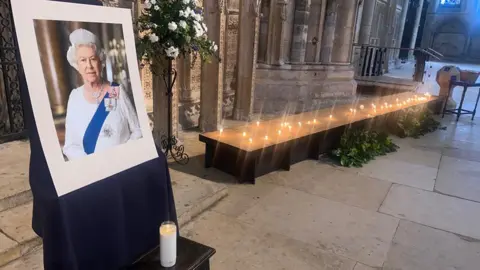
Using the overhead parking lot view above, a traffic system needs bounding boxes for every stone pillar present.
[358,0,375,45]
[152,59,179,145]
[331,0,357,63]
[267,0,288,65]
[290,0,311,62]
[319,0,337,63]
[200,0,226,131]
[232,0,260,121]
[353,0,364,44]
[408,0,425,59]
[396,0,410,59]
[35,20,70,117]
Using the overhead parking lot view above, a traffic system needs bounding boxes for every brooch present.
[102,125,114,138]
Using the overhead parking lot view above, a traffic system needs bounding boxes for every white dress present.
[62,84,142,161]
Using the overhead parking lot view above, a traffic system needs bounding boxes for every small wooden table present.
[442,80,480,121]
[129,236,215,270]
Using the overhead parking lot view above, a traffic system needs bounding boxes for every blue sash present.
[83,83,119,154]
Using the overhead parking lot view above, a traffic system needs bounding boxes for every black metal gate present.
[0,0,25,143]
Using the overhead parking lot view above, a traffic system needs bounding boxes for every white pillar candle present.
[159,221,177,267]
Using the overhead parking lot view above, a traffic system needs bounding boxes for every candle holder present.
[160,58,189,165]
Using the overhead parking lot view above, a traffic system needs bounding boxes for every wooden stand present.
[130,236,215,270]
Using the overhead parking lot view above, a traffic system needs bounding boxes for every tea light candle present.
[264,135,269,140]
[219,128,223,134]
[329,114,333,119]
[160,221,177,267]
[278,130,282,135]
[288,125,292,131]
[249,138,253,143]
[298,122,302,127]
[256,121,260,126]
[313,119,317,124]
[360,105,364,110]
[242,132,246,137]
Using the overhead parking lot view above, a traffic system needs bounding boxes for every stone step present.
[0,173,228,269]
[0,141,32,212]
[0,202,41,267]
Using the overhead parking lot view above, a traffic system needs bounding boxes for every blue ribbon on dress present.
[83,83,119,155]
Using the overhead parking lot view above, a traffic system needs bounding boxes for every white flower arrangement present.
[137,0,218,65]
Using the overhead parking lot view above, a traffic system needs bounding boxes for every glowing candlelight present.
[403,101,406,105]
[256,121,260,126]
[313,119,317,123]
[329,114,333,119]
[249,138,253,143]
[381,105,384,110]
[307,121,311,125]
[288,125,292,131]
[219,128,223,134]
[360,105,364,110]
[371,103,376,108]
[368,114,371,117]
[242,132,246,137]
[389,104,393,108]
[349,108,353,112]
[278,130,282,135]
[264,135,269,140]
[353,109,357,113]
[396,98,399,103]
[298,122,302,127]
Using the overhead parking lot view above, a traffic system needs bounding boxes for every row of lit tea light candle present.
[217,93,432,144]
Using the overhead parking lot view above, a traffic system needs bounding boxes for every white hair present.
[66,28,106,70]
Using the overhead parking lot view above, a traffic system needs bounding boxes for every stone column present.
[331,0,357,63]
[353,0,364,44]
[290,0,311,62]
[396,0,410,59]
[232,0,260,121]
[358,0,375,45]
[267,0,288,65]
[408,0,425,59]
[319,0,337,63]
[200,0,226,131]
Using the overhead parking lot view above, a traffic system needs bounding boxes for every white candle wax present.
[159,221,177,267]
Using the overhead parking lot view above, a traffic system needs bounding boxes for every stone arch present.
[430,17,469,57]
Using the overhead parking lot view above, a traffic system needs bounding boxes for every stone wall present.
[421,0,480,62]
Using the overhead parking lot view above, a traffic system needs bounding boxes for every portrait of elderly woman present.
[34,19,144,162]
[62,28,142,161]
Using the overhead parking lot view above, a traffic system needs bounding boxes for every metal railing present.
[352,44,443,82]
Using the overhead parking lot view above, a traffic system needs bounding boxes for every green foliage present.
[396,107,441,138]
[136,0,218,66]
[331,129,399,168]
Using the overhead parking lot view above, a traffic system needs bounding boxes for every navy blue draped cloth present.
[23,1,178,269]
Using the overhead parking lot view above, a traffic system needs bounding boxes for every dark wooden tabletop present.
[128,236,215,270]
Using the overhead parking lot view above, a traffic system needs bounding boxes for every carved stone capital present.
[278,0,288,21]
[251,0,262,17]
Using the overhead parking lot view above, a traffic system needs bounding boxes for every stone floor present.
[179,114,480,270]
[2,113,480,269]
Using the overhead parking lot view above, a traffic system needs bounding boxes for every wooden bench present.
[199,93,440,184]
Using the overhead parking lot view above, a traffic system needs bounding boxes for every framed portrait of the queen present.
[11,0,158,196]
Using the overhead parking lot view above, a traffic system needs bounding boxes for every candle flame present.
[278,130,281,135]
[298,122,302,126]
[264,135,268,140]
[242,132,246,137]
[219,128,223,133]
[313,119,317,123]
[329,115,333,119]
[256,121,260,126]
[249,138,253,143]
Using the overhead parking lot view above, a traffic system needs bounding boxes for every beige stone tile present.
[384,220,480,270]
[435,156,480,202]
[354,262,378,270]
[211,181,277,218]
[0,203,36,243]
[263,161,338,188]
[182,211,356,270]
[381,146,442,169]
[353,159,436,191]
[380,184,480,239]
[0,233,16,256]
[442,147,480,163]
[238,186,399,267]
[278,168,392,211]
[0,247,43,270]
